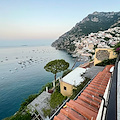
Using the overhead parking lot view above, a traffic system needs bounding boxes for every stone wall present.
[96,50,110,61]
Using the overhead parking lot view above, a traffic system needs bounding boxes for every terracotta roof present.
[54,65,114,120]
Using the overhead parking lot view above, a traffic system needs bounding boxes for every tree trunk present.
[54,74,56,81]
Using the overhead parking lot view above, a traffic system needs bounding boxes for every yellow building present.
[60,67,86,97]
[94,48,117,66]
[60,81,74,97]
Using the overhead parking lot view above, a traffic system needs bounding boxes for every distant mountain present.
[52,11,120,52]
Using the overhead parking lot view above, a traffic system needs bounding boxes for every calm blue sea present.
[0,43,83,119]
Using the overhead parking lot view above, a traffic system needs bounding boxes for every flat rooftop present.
[83,66,105,79]
[62,67,86,86]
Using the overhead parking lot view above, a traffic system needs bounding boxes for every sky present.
[0,0,120,46]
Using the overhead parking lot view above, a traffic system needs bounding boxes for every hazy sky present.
[0,0,120,43]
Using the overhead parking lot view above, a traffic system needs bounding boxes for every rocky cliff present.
[51,11,120,52]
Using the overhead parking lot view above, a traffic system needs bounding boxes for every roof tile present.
[88,84,106,90]
[86,87,104,95]
[81,92,101,103]
[78,95,100,108]
[84,89,102,98]
[75,98,98,113]
[67,100,97,120]
[88,85,105,92]
[60,107,86,120]
[54,113,70,120]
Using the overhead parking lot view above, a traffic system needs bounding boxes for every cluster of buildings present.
[73,27,120,59]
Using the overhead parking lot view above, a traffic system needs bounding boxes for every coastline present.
[0,45,76,120]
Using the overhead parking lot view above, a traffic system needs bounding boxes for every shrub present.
[88,51,95,55]
[70,77,90,99]
[104,37,110,41]
[50,91,67,109]
[95,58,116,66]
[55,85,60,92]
[110,33,116,37]
[93,44,98,50]
[42,108,51,118]
[69,44,76,51]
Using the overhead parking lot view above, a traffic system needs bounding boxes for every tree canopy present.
[44,59,69,81]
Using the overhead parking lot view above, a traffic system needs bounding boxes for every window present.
[64,86,67,90]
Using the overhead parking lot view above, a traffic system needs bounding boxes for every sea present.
[0,41,83,120]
